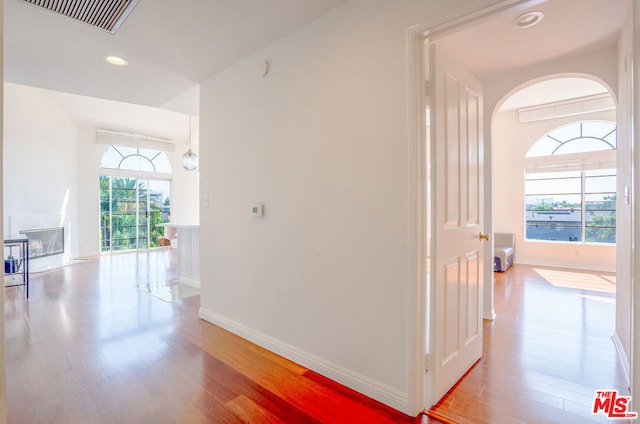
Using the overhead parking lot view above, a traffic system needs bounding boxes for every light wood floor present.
[4,250,436,423]
[5,252,628,423]
[429,264,630,424]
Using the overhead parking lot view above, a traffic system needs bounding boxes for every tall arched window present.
[524,121,616,244]
[99,146,172,252]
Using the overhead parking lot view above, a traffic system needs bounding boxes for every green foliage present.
[586,215,616,243]
[99,176,170,251]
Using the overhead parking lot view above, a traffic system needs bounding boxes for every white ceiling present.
[3,0,632,127]
[438,0,629,109]
[438,0,629,80]
[4,0,350,109]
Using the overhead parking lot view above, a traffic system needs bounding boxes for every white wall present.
[4,83,199,259]
[3,84,79,260]
[492,107,617,271]
[615,8,633,386]
[198,0,509,414]
[0,3,6,421]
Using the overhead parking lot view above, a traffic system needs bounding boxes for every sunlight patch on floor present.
[533,268,615,294]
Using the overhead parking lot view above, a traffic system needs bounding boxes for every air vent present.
[21,0,140,34]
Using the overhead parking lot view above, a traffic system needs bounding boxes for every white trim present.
[631,0,640,407]
[405,23,427,417]
[524,150,617,173]
[514,259,615,273]
[99,169,173,181]
[198,308,410,413]
[178,275,200,288]
[519,94,615,123]
[97,129,175,152]
[613,332,632,389]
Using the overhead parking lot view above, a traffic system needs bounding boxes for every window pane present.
[554,138,615,155]
[525,214,582,242]
[525,176,581,196]
[583,121,616,140]
[100,147,123,169]
[148,180,171,247]
[526,121,616,158]
[153,154,172,174]
[549,123,581,141]
[526,138,559,157]
[585,194,616,210]
[585,175,616,193]
[120,156,155,172]
[525,194,581,210]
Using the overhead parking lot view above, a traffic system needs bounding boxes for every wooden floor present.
[4,251,436,423]
[429,264,630,424]
[5,252,629,423]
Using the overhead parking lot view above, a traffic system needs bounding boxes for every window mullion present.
[109,176,113,253]
[581,171,586,242]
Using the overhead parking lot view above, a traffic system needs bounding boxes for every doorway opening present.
[411,0,632,417]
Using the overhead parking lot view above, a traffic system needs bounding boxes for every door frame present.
[404,0,633,415]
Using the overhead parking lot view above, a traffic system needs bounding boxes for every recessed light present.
[104,56,128,66]
[512,11,544,29]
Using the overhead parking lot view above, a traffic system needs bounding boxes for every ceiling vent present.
[20,0,140,34]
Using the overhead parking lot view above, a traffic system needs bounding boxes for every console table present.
[4,235,29,298]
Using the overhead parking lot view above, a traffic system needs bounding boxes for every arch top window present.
[526,121,617,158]
[100,145,172,174]
[524,120,617,245]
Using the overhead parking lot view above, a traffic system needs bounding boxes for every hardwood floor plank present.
[5,251,427,423]
[226,394,288,423]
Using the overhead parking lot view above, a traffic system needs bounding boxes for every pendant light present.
[182,115,198,171]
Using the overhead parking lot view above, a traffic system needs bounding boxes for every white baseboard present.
[612,332,631,389]
[484,309,496,321]
[179,276,200,288]
[198,307,410,414]
[515,259,615,273]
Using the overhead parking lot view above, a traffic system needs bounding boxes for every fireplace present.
[19,227,64,259]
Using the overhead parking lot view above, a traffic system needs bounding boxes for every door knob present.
[479,232,490,241]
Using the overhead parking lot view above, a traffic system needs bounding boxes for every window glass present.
[524,123,616,244]
[526,121,616,157]
[100,145,172,174]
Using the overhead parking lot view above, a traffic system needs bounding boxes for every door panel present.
[429,43,485,406]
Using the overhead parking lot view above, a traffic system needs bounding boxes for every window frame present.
[523,121,617,245]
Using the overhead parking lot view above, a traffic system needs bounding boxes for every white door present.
[428,43,485,406]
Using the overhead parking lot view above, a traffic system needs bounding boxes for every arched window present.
[99,145,172,252]
[100,145,172,174]
[526,121,616,157]
[524,121,616,244]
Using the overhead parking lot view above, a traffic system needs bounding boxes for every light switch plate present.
[251,203,264,217]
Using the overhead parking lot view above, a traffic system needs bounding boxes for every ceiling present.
[4,0,350,110]
[438,0,630,109]
[3,0,632,118]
